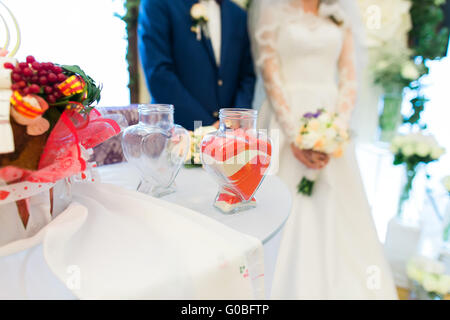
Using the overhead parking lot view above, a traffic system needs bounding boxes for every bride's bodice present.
[276,6,344,90]
[253,0,357,142]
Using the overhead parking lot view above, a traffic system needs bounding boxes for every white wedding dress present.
[251,0,397,299]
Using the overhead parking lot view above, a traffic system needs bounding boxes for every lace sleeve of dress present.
[336,27,357,128]
[254,10,297,143]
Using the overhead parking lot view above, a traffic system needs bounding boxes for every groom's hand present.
[290,144,329,170]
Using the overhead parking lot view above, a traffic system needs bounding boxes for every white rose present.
[416,142,430,157]
[391,135,404,153]
[401,61,420,80]
[300,132,320,150]
[317,112,332,124]
[191,3,208,20]
[431,147,445,159]
[422,274,440,293]
[401,144,414,157]
[357,0,412,48]
[324,127,338,141]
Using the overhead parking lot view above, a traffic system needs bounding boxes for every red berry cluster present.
[4,55,68,104]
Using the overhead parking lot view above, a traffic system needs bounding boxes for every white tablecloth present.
[0,182,266,299]
[99,164,292,243]
[99,164,292,297]
[0,164,291,299]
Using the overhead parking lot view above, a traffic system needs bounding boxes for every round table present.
[98,163,292,297]
[99,163,291,244]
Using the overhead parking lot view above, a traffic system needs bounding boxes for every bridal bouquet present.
[294,109,349,196]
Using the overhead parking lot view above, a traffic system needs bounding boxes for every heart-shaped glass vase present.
[201,109,272,214]
[122,104,190,197]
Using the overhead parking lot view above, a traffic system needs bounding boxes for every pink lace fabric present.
[0,109,120,184]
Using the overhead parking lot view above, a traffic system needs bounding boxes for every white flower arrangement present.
[407,256,450,297]
[390,132,445,162]
[391,132,445,218]
[185,126,217,166]
[357,0,412,49]
[370,45,424,91]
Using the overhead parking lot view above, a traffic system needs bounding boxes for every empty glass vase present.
[121,104,190,197]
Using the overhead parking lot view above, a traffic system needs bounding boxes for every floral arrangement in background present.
[390,132,445,218]
[407,255,450,300]
[357,0,449,138]
[295,109,349,196]
[371,47,426,94]
[185,126,217,167]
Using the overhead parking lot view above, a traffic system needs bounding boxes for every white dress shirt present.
[204,0,222,66]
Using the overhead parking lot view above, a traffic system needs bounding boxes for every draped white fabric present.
[0,182,264,299]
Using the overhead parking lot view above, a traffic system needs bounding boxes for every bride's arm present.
[336,27,357,127]
[254,12,297,142]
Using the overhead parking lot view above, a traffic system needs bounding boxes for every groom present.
[138,0,256,130]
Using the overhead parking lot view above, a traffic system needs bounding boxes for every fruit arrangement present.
[5,55,100,110]
[0,55,119,228]
[0,55,103,170]
[0,3,119,230]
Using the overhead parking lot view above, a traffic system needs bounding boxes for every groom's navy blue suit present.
[138,0,256,130]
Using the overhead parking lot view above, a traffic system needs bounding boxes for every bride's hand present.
[290,144,329,170]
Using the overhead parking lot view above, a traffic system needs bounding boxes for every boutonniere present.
[190,2,209,41]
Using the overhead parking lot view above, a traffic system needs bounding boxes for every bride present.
[250,0,397,299]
